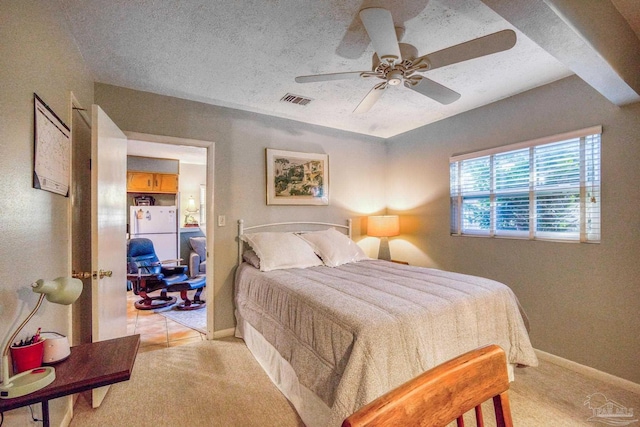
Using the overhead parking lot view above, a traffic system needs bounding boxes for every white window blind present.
[450,126,601,242]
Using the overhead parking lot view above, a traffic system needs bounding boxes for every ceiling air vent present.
[280,93,312,106]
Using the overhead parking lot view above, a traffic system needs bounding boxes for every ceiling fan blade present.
[353,83,387,113]
[416,29,517,71]
[359,8,401,64]
[405,77,461,105]
[295,71,369,83]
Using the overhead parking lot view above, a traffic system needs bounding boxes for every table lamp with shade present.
[367,215,400,261]
[184,195,199,226]
[1,277,83,399]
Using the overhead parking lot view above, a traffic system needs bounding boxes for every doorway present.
[69,113,215,348]
[126,138,210,351]
[124,132,215,345]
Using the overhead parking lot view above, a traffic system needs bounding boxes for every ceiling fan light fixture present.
[387,69,403,85]
[294,7,517,112]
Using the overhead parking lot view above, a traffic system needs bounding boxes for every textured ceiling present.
[58,0,638,139]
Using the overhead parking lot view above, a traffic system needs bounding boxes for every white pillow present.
[241,232,323,272]
[298,228,369,267]
[242,249,261,269]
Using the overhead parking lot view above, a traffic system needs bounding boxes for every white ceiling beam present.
[482,0,640,106]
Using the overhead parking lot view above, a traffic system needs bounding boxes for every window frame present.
[450,126,601,243]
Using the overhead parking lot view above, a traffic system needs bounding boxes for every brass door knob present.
[97,270,113,279]
[73,270,113,279]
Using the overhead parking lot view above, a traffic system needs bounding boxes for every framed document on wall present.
[33,93,70,196]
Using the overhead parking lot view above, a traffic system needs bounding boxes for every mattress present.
[234,259,537,426]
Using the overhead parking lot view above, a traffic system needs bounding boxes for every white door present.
[90,105,128,407]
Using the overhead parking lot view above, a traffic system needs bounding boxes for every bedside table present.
[0,334,140,427]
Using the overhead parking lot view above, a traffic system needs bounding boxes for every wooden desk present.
[0,334,139,426]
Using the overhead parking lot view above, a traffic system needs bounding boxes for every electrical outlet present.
[218,215,226,227]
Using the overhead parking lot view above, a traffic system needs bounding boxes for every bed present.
[234,220,538,427]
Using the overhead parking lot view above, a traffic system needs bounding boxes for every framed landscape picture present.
[266,149,329,205]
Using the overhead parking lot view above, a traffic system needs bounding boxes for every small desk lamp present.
[1,277,82,399]
[368,215,400,261]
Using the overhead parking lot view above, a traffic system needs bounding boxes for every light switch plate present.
[218,215,226,226]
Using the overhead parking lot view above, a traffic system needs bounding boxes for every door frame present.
[68,92,92,346]
[124,131,215,338]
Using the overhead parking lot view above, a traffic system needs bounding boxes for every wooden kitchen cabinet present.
[153,173,179,193]
[127,171,178,193]
[127,172,153,192]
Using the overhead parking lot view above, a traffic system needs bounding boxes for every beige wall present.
[5,8,637,421]
[0,1,94,425]
[94,83,388,333]
[386,75,640,384]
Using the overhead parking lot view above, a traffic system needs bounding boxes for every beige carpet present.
[70,337,640,426]
[70,337,304,427]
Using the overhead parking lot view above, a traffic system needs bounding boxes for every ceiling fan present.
[295,7,517,113]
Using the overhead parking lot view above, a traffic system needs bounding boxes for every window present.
[450,126,601,242]
[199,184,206,226]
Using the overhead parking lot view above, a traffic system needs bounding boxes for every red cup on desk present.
[10,339,45,374]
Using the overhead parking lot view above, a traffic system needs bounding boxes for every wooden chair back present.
[342,344,513,427]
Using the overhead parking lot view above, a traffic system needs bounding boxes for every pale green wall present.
[0,1,94,425]
[386,76,640,384]
[94,83,388,333]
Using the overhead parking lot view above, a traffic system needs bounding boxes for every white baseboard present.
[212,327,235,339]
[535,349,640,394]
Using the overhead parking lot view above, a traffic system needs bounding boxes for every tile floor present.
[126,290,206,353]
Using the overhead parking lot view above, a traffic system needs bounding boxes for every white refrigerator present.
[129,206,179,262]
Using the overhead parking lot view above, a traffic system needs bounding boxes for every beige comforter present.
[235,260,537,426]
